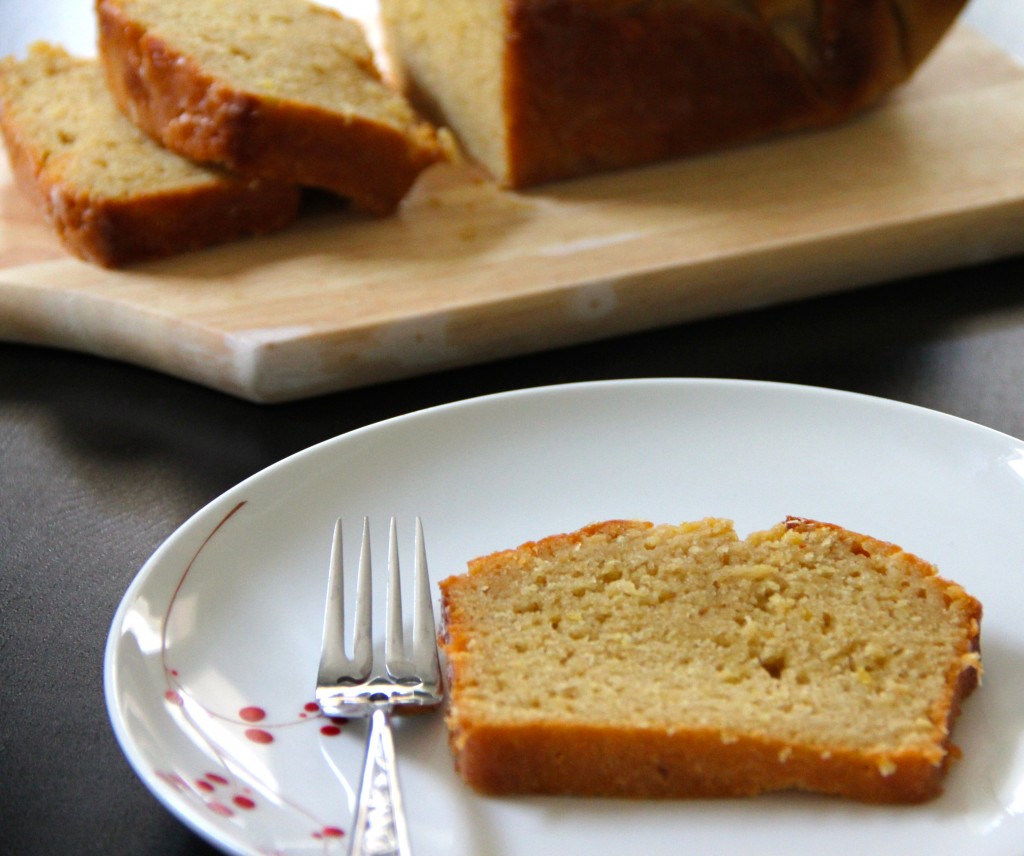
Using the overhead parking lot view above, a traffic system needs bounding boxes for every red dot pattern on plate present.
[161,769,265,819]
[156,502,353,845]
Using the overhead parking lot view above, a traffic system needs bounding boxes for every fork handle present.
[349,707,411,856]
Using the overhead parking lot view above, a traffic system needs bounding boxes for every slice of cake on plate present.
[440,516,982,803]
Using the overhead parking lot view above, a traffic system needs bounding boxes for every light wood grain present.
[1,26,1023,402]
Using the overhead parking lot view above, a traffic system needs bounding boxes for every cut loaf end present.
[381,0,969,188]
[440,517,982,803]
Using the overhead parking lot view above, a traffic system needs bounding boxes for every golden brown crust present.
[96,0,447,215]
[407,0,967,187]
[449,720,951,802]
[5,147,298,268]
[0,47,300,268]
[440,517,982,803]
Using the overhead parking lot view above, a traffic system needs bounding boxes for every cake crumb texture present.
[96,0,448,214]
[0,42,300,267]
[440,517,982,802]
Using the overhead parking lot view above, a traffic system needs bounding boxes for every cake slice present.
[96,0,448,215]
[440,517,982,803]
[381,0,968,187]
[0,43,300,268]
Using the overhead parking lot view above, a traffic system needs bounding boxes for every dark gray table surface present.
[4,252,1024,854]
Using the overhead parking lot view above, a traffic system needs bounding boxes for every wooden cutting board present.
[2,25,1023,402]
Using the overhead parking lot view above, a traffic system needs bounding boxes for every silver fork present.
[316,517,444,856]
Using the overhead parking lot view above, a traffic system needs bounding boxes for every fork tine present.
[351,517,373,678]
[412,517,441,682]
[386,517,414,678]
[316,518,348,686]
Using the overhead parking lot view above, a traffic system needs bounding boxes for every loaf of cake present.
[96,0,448,215]
[439,517,982,803]
[381,0,969,187]
[0,43,300,268]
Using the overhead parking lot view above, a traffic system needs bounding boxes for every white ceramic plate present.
[104,378,1024,855]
